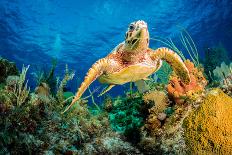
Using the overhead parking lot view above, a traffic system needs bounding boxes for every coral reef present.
[167,59,207,104]
[183,89,232,154]
[138,91,190,154]
[0,60,111,154]
[1,56,232,154]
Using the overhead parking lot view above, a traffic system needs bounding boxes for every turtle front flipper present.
[62,58,108,113]
[149,47,190,84]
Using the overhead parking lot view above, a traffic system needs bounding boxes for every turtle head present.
[124,20,149,51]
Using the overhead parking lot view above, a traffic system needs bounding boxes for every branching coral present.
[183,89,232,154]
[167,59,207,104]
[12,65,30,106]
[56,64,75,103]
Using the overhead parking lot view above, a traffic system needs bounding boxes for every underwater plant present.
[0,60,115,154]
[152,27,200,67]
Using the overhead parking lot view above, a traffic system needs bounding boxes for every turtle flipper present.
[149,47,190,84]
[98,84,115,97]
[62,58,108,113]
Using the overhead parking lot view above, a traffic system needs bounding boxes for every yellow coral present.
[183,89,232,154]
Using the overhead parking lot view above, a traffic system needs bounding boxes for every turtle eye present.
[129,25,135,31]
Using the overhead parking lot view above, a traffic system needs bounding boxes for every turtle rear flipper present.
[98,84,115,97]
[62,58,108,113]
[149,47,190,84]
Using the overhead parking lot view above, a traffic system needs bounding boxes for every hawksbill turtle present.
[63,20,190,113]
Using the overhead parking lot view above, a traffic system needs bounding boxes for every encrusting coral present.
[167,59,207,104]
[183,88,232,154]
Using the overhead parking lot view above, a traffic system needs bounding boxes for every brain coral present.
[183,88,232,154]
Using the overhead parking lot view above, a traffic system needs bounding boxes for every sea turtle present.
[63,20,190,113]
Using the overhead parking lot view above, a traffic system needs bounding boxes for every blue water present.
[0,0,232,99]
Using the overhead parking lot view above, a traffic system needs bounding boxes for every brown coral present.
[35,82,50,96]
[167,59,207,104]
[183,89,232,154]
[143,90,168,115]
[143,91,169,135]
